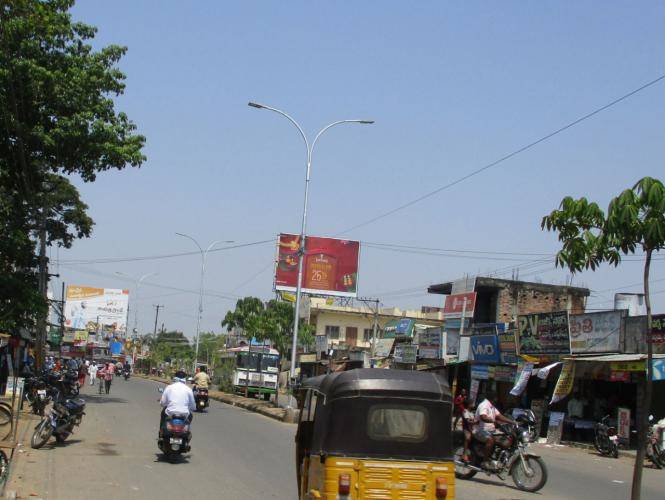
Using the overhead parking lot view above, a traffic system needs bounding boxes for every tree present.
[542,177,665,500]
[0,1,145,336]
[221,297,264,335]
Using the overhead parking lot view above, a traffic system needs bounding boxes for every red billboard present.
[443,292,477,317]
[275,234,360,297]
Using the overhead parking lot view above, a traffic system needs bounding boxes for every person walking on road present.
[97,364,106,394]
[88,362,98,385]
[104,362,115,394]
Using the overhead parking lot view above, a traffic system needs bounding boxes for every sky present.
[53,1,665,338]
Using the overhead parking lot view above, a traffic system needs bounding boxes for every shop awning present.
[565,354,665,362]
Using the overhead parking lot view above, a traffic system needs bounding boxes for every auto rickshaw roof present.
[302,368,451,402]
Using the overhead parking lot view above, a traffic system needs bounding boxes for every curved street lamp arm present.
[311,119,372,163]
[176,232,203,254]
[248,102,310,162]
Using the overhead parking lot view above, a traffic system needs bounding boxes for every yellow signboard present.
[610,361,644,372]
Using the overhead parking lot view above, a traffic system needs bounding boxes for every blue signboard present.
[470,335,500,363]
[470,364,489,380]
[653,359,665,381]
[109,341,123,355]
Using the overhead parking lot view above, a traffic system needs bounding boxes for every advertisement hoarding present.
[470,335,500,363]
[418,327,442,359]
[498,330,518,364]
[517,311,570,356]
[64,286,129,336]
[443,292,477,318]
[569,311,623,353]
[274,234,360,298]
[394,344,418,364]
[651,314,665,344]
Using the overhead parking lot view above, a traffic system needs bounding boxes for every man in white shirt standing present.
[88,362,98,385]
[473,390,514,468]
[159,371,196,433]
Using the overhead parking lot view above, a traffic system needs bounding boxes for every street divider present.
[134,374,298,423]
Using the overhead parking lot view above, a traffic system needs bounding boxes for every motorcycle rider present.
[123,360,131,377]
[192,366,211,390]
[159,370,196,434]
[473,390,515,469]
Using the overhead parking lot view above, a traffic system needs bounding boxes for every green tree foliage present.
[0,0,146,332]
[543,177,665,500]
[149,331,193,373]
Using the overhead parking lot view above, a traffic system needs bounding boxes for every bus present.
[230,346,280,400]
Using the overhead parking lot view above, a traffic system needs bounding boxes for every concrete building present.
[427,276,590,325]
[307,297,443,349]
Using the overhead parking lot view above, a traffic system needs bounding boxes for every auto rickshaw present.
[295,368,455,499]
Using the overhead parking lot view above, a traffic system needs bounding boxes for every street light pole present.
[176,233,234,374]
[116,272,157,338]
[248,101,374,383]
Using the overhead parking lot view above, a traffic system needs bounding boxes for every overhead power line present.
[336,73,665,236]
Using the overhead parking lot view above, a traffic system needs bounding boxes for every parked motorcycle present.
[646,415,665,469]
[23,374,52,416]
[455,421,548,492]
[31,397,86,449]
[594,415,619,458]
[193,387,209,412]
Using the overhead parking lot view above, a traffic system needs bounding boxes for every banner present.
[443,292,477,318]
[470,335,500,363]
[394,344,417,364]
[569,311,622,353]
[550,361,575,404]
[510,362,534,396]
[651,314,665,344]
[418,327,442,359]
[374,338,395,358]
[652,358,665,381]
[517,311,570,355]
[275,234,360,298]
[64,285,129,335]
[617,407,631,441]
[469,379,480,405]
[470,365,489,380]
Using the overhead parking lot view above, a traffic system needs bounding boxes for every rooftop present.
[427,276,590,297]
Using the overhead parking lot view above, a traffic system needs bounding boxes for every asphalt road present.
[9,377,665,499]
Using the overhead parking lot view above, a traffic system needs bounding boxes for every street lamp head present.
[359,120,375,124]
[248,101,265,109]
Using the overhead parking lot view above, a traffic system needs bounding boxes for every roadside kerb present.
[134,374,296,423]
[3,409,43,499]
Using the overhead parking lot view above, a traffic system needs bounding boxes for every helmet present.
[174,370,187,381]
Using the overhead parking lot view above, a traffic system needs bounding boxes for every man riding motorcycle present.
[473,390,515,469]
[192,366,211,390]
[159,371,196,433]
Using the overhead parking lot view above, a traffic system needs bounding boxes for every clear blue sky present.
[53,1,665,337]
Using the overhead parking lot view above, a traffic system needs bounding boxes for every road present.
[8,377,664,499]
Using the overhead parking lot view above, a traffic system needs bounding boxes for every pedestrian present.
[97,364,106,394]
[453,389,467,429]
[78,362,87,388]
[105,362,115,394]
[89,361,98,385]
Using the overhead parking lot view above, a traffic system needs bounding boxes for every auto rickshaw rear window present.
[367,405,428,443]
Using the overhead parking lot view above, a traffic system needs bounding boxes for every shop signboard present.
[550,361,575,404]
[383,319,415,339]
[418,327,442,359]
[493,365,516,382]
[394,344,417,364]
[617,407,631,441]
[498,331,518,364]
[610,370,630,382]
[374,338,395,358]
[517,311,571,356]
[470,335,500,363]
[610,360,644,372]
[651,314,665,344]
[275,234,360,298]
[110,341,123,356]
[569,311,622,353]
[458,337,471,362]
[469,379,480,405]
[64,285,129,335]
[510,362,534,396]
[444,318,470,330]
[443,292,477,318]
[62,330,75,343]
[652,358,665,381]
[470,364,489,380]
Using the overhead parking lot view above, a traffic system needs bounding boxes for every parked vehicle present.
[193,387,209,412]
[31,397,86,449]
[296,369,456,499]
[231,346,279,400]
[454,419,548,492]
[23,373,52,416]
[594,415,619,458]
[646,415,665,469]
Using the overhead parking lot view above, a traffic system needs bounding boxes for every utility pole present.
[452,297,468,399]
[153,305,163,338]
[35,208,48,369]
[358,297,380,366]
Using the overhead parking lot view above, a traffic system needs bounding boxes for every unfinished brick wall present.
[495,285,586,323]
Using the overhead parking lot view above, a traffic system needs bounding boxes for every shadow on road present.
[154,453,191,465]
[82,395,128,404]
[459,476,541,495]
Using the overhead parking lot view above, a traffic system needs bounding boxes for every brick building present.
[427,276,589,325]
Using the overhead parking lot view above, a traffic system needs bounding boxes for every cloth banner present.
[537,361,562,380]
[510,362,534,396]
[550,361,575,405]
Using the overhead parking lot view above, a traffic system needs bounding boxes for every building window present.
[363,328,379,342]
[325,325,340,339]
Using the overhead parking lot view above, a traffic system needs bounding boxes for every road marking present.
[612,480,624,484]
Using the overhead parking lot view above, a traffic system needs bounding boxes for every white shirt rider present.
[160,379,196,416]
[476,398,501,433]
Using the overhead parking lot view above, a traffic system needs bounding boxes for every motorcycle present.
[594,415,619,458]
[124,369,131,381]
[512,408,538,442]
[23,374,52,416]
[31,397,86,449]
[646,415,665,469]
[157,388,191,462]
[455,421,548,492]
[193,387,209,412]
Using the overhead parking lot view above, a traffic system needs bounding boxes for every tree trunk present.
[630,248,653,500]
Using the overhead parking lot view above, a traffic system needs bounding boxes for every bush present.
[213,358,236,393]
